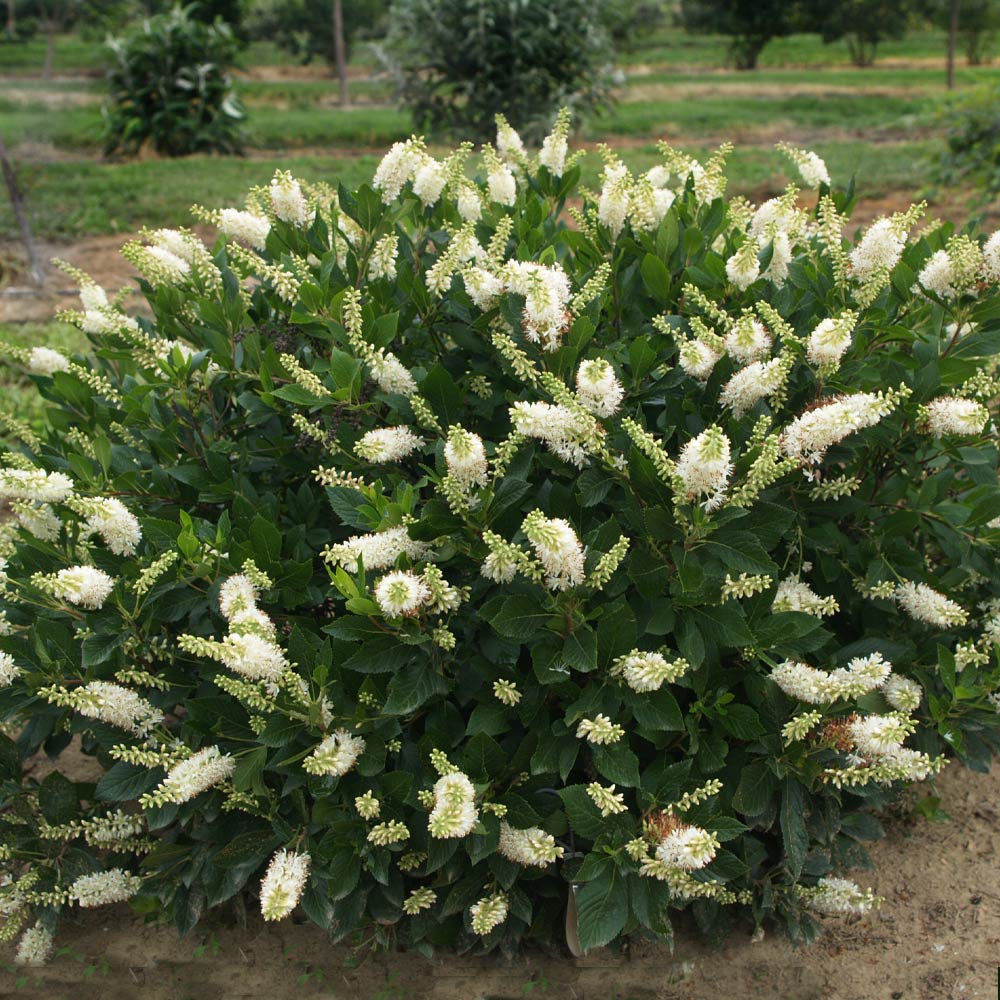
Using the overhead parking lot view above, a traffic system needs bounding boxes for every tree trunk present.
[0,131,44,285]
[947,0,962,89]
[333,0,349,107]
[6,0,15,37]
[43,28,55,80]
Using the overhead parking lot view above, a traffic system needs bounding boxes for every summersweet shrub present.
[103,4,245,158]
[3,118,1000,963]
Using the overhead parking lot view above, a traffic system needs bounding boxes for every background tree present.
[600,0,667,51]
[249,0,386,90]
[678,0,796,70]
[386,0,612,141]
[797,0,911,67]
[21,0,80,77]
[919,0,1000,66]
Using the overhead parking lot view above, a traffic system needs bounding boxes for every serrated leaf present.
[383,662,447,715]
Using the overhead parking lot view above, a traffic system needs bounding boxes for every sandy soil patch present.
[4,759,998,1000]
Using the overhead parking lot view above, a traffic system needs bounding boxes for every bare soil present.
[3,759,998,1000]
[1,187,991,327]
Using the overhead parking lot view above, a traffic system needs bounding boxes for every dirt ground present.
[2,757,997,1000]
[1,187,990,327]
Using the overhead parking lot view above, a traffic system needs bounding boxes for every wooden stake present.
[0,131,44,286]
[947,0,962,90]
[333,0,349,107]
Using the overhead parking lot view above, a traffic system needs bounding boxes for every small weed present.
[192,932,220,959]
[370,972,406,1000]
[522,973,550,993]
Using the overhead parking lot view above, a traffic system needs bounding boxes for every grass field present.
[1,27,997,245]
[0,26,994,248]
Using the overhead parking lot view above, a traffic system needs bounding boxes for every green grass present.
[587,93,933,140]
[1,25,995,245]
[0,140,944,244]
[1,155,380,241]
[618,28,961,68]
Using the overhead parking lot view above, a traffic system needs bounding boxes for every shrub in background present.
[385,0,611,141]
[2,117,1000,962]
[935,85,1000,204]
[103,4,245,158]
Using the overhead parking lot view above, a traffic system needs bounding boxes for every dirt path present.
[4,759,998,1000]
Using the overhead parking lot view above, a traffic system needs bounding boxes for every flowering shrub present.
[103,4,245,158]
[3,117,1000,960]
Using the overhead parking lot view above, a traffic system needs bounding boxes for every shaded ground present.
[5,759,999,1000]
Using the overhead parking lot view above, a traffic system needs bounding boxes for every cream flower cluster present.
[27,346,71,375]
[614,649,689,693]
[355,426,425,463]
[72,497,142,557]
[806,313,855,370]
[323,525,428,572]
[778,143,831,188]
[521,510,586,591]
[67,680,163,737]
[849,217,906,283]
[15,924,53,967]
[782,389,907,466]
[918,397,989,437]
[771,652,892,704]
[725,316,771,364]
[0,467,74,503]
[678,338,722,381]
[499,260,573,351]
[575,359,624,417]
[269,171,311,225]
[916,234,986,299]
[191,569,290,683]
[218,207,270,249]
[651,824,719,872]
[675,427,733,509]
[0,651,22,687]
[40,565,115,610]
[804,877,879,915]
[469,893,508,935]
[142,746,235,806]
[444,426,489,489]
[884,675,922,712]
[597,155,678,238]
[587,782,627,816]
[510,401,598,468]
[497,822,564,867]
[69,869,141,907]
[303,729,366,777]
[719,357,788,418]
[575,714,624,745]
[374,569,432,618]
[772,577,839,618]
[260,850,310,921]
[428,771,478,838]
[373,137,429,204]
[894,581,967,627]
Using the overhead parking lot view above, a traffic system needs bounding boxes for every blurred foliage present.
[103,4,245,157]
[386,0,613,142]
